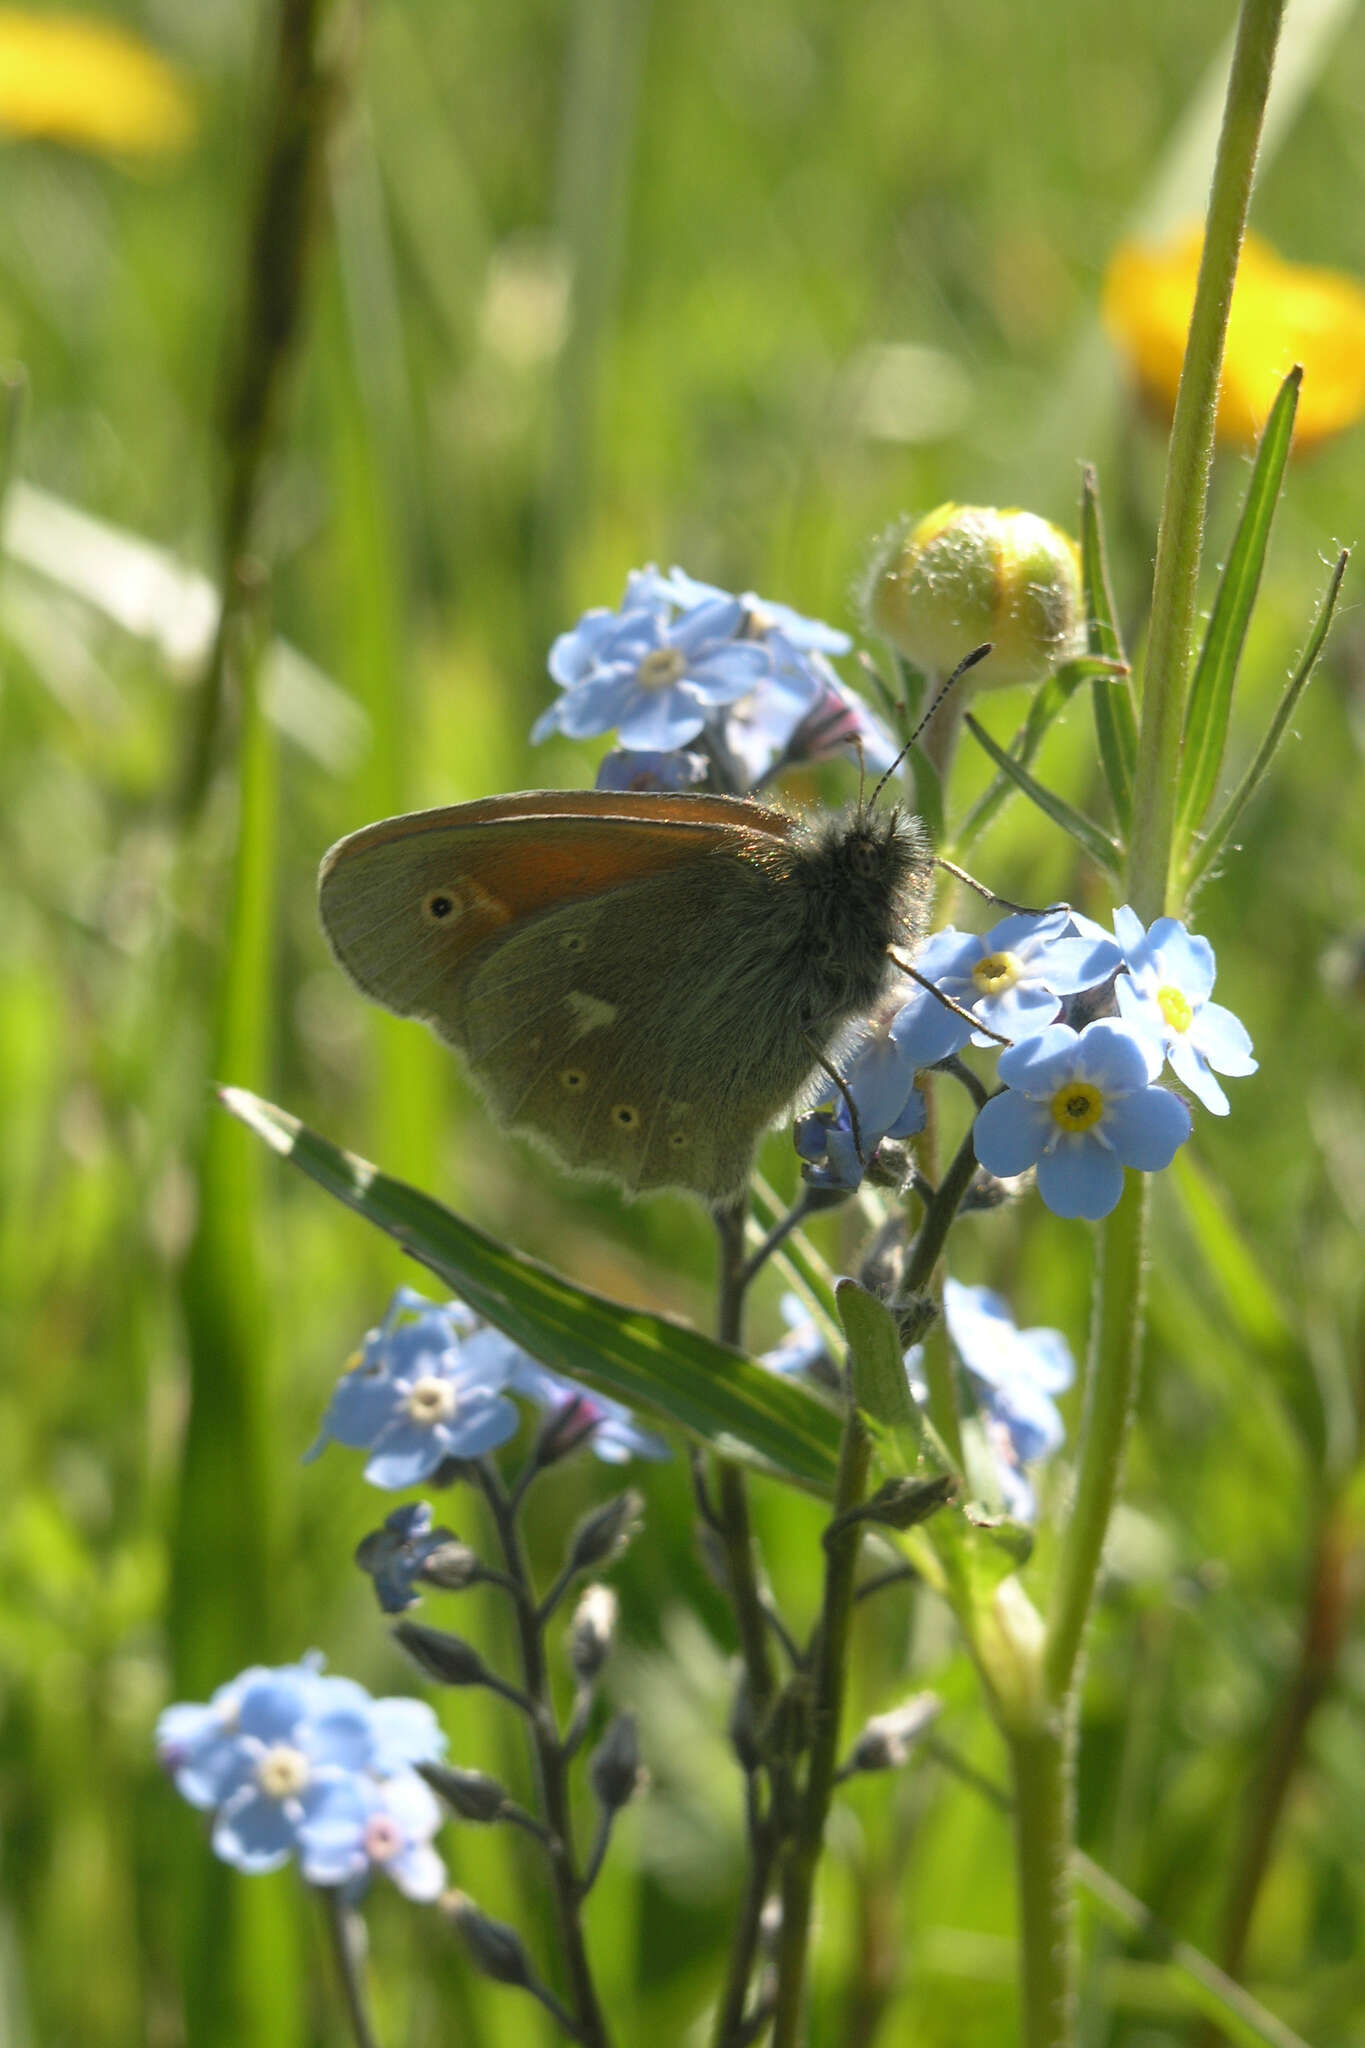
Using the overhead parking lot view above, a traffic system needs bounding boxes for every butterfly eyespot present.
[667,1130,689,1151]
[610,1103,641,1131]
[559,1068,588,1092]
[558,930,590,954]
[423,891,457,923]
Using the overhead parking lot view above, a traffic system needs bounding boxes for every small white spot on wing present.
[564,990,619,1036]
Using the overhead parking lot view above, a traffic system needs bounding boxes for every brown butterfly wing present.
[317,790,793,1020]
[450,851,820,1201]
[318,792,799,1199]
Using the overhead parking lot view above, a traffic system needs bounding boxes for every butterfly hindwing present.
[451,852,814,1199]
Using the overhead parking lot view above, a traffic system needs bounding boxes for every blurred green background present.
[3,0,1364,2043]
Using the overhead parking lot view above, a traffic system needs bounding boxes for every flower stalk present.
[1007,5,1288,2044]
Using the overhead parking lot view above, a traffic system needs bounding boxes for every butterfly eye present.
[559,1068,588,1093]
[423,891,458,924]
[611,1104,641,1131]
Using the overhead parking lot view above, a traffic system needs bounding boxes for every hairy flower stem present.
[904,1117,982,1470]
[1127,0,1286,921]
[1044,1180,1149,1703]
[322,1889,383,2048]
[1003,11,1289,2043]
[1008,1726,1074,2048]
[709,1202,782,2048]
[476,1465,612,2048]
[769,1406,873,2046]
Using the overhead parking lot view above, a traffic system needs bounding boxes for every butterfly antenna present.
[868,642,992,810]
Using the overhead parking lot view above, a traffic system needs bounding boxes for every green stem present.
[709,1205,780,2048]
[769,1409,874,2047]
[1043,1177,1149,1703]
[320,1891,383,2048]
[904,1119,982,1471]
[477,1466,613,2048]
[1127,0,1286,919]
[1011,29,1289,2039]
[1008,1727,1073,2048]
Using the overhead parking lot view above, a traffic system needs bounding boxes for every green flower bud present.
[865,503,1082,689]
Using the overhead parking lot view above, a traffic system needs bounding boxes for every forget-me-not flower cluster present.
[156,1655,447,1899]
[795,900,1251,1220]
[533,564,896,792]
[307,1288,670,1490]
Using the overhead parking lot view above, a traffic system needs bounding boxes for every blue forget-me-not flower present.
[1111,905,1256,1116]
[973,1019,1191,1219]
[156,1657,447,1893]
[305,1289,522,1488]
[913,910,1123,1047]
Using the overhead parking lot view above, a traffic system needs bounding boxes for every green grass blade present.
[1185,547,1348,895]
[963,713,1124,880]
[952,655,1121,857]
[1080,465,1137,831]
[1177,366,1301,841]
[222,1090,843,1495]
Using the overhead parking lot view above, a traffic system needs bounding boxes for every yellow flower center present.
[256,1744,311,1800]
[406,1375,457,1426]
[1050,1080,1105,1134]
[1157,984,1193,1034]
[636,647,687,691]
[973,950,1020,996]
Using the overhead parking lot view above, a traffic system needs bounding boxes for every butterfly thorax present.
[783,805,932,1021]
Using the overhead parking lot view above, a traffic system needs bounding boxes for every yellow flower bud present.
[865,503,1082,690]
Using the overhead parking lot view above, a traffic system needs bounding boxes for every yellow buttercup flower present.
[0,9,195,158]
[1103,226,1365,452]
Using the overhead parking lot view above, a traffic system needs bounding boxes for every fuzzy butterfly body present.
[319,788,931,1203]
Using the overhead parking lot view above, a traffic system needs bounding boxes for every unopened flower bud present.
[443,1890,535,1988]
[696,1522,730,1594]
[421,1762,510,1824]
[846,1692,941,1775]
[568,1584,620,1683]
[589,1712,645,1812]
[860,1474,956,1532]
[567,1490,644,1577]
[394,1620,490,1689]
[728,1678,763,1775]
[960,1166,1023,1212]
[865,504,1082,689]
[892,1292,936,1349]
[419,1539,486,1591]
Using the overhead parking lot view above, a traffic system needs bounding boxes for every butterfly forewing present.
[318,795,791,1020]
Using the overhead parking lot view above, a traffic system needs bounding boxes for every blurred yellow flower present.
[1103,225,1365,452]
[0,8,195,158]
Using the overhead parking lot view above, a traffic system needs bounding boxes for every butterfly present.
[318,785,933,1205]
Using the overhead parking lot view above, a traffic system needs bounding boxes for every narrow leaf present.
[1080,465,1137,829]
[1177,367,1301,839]
[1185,548,1348,893]
[222,1090,843,1494]
[836,1278,922,1476]
[953,654,1124,856]
[963,714,1123,879]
